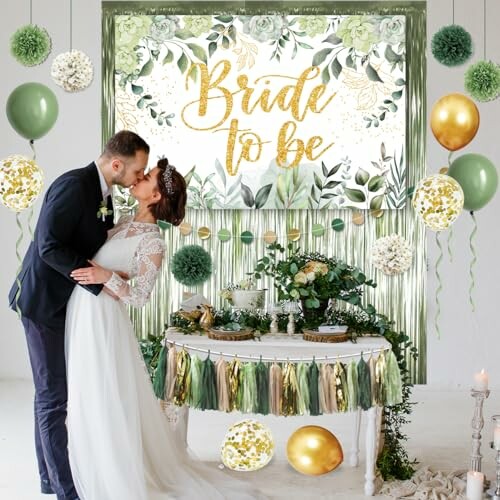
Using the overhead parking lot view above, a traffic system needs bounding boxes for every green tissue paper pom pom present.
[464,60,500,102]
[11,24,52,66]
[431,24,472,66]
[171,245,212,286]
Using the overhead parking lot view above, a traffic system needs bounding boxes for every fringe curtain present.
[102,1,427,384]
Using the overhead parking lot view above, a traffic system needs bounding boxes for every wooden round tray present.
[302,330,349,343]
[208,328,254,341]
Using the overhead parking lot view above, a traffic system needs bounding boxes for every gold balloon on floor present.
[221,419,274,471]
[430,93,479,151]
[413,174,464,231]
[286,425,343,476]
[0,155,44,212]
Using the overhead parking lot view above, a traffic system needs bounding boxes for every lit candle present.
[473,369,488,391]
[494,426,500,450]
[466,470,484,500]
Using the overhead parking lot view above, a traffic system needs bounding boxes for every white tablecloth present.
[165,329,391,362]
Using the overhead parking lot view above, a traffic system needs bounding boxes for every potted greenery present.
[251,243,376,327]
[219,278,266,310]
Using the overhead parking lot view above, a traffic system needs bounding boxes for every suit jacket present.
[8,162,114,330]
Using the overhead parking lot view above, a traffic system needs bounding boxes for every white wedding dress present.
[65,216,264,500]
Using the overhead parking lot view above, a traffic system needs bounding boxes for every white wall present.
[1,0,499,388]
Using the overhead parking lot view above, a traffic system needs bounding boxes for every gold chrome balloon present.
[221,419,274,471]
[286,425,343,475]
[0,155,44,212]
[413,174,464,231]
[430,93,479,151]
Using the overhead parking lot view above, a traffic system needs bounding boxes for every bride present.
[66,158,264,500]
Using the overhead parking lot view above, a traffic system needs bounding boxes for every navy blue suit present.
[8,163,113,499]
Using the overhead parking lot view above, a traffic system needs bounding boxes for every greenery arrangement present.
[250,242,376,327]
[464,60,500,102]
[431,24,472,67]
[10,24,52,66]
[171,245,212,286]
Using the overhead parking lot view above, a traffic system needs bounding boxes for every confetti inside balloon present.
[0,155,44,212]
[221,419,274,471]
[412,174,464,231]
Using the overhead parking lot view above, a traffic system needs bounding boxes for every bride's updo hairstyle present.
[149,158,187,226]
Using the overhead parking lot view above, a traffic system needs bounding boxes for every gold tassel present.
[215,357,230,412]
[173,349,191,406]
[375,351,387,406]
[328,364,338,412]
[269,362,283,416]
[227,358,241,411]
[282,362,298,416]
[334,361,348,412]
[369,354,377,407]
[166,344,177,401]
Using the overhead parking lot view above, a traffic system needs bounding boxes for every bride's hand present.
[102,286,119,300]
[71,260,113,285]
[116,271,130,280]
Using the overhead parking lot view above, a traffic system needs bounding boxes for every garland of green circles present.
[142,294,417,480]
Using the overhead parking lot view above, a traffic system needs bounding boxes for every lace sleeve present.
[105,235,165,307]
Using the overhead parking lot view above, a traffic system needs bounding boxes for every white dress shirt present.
[95,162,111,199]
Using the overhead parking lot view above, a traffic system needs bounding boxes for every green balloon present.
[6,82,58,140]
[448,153,498,211]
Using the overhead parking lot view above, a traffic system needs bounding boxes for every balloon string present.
[27,206,34,241]
[29,140,36,161]
[70,0,73,52]
[435,232,443,339]
[15,213,24,318]
[448,151,455,166]
[29,0,32,24]
[484,0,486,59]
[446,226,453,263]
[452,0,455,24]
[469,212,478,313]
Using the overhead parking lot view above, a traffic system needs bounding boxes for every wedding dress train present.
[65,216,264,500]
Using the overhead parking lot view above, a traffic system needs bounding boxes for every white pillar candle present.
[473,369,488,391]
[494,426,500,450]
[466,470,484,500]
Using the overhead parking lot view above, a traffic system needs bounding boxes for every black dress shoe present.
[40,479,54,494]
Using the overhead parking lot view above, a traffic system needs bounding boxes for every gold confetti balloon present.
[412,174,464,231]
[0,155,44,212]
[287,425,343,476]
[220,419,274,471]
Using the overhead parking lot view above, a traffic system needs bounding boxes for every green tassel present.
[200,356,218,410]
[308,360,321,416]
[188,356,203,408]
[384,351,403,406]
[296,363,310,415]
[255,361,269,415]
[347,360,359,412]
[241,363,258,413]
[152,345,167,399]
[357,356,372,410]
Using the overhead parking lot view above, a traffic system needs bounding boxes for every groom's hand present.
[70,260,112,285]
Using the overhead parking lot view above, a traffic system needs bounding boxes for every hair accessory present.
[162,161,175,195]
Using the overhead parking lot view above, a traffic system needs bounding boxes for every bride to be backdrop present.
[102,1,426,382]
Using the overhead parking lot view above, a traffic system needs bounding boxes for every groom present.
[8,130,149,499]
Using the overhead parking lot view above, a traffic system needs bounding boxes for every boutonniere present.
[97,200,113,222]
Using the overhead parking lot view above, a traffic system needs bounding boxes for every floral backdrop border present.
[102,1,427,383]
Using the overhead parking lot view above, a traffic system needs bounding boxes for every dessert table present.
[164,329,392,496]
